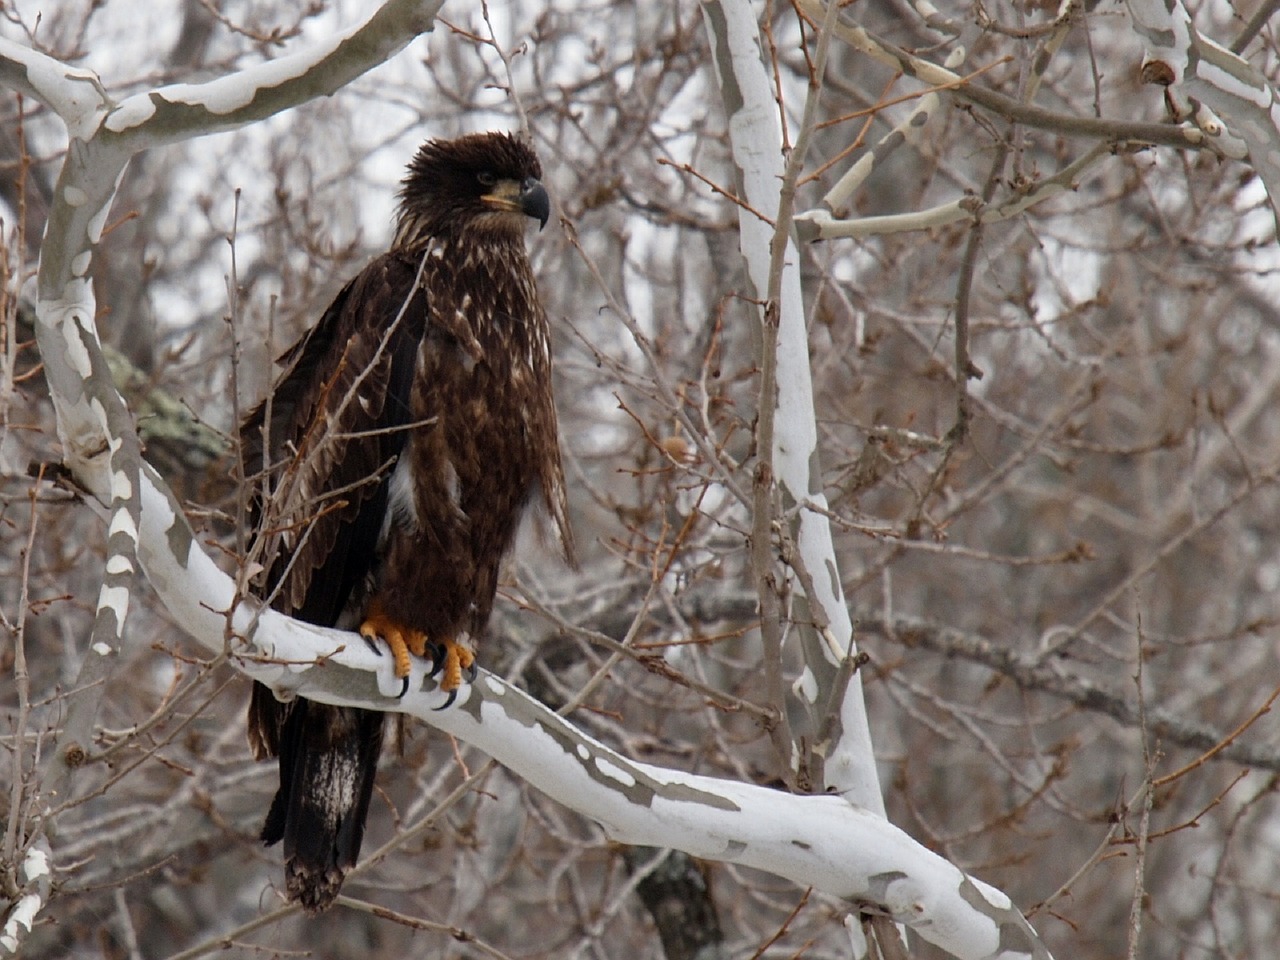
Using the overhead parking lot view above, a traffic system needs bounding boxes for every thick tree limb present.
[0,840,51,958]
[701,0,883,815]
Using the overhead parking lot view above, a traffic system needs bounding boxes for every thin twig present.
[3,463,42,897]
[1126,604,1153,960]
[656,158,776,226]
[333,896,519,960]
[1230,0,1280,53]
[1152,682,1280,788]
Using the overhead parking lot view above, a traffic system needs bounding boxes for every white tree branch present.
[798,140,1115,240]
[821,81,951,216]
[1127,0,1280,231]
[0,37,107,137]
[698,2,1054,957]
[101,0,442,147]
[701,0,884,815]
[0,840,51,958]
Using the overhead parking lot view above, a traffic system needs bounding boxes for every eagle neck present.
[391,212,435,252]
[392,213,527,257]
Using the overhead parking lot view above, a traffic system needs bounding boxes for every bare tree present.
[4,1,1280,958]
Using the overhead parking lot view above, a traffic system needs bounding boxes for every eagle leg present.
[359,602,430,699]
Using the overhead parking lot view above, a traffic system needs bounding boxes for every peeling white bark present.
[0,841,52,957]
[700,0,882,814]
[1127,0,1280,231]
[696,2,1053,957]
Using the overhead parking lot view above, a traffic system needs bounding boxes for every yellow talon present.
[359,601,429,682]
[358,601,474,701]
[437,640,475,693]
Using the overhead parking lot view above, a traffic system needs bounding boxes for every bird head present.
[397,132,550,245]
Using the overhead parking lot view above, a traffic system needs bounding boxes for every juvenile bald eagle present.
[242,132,571,912]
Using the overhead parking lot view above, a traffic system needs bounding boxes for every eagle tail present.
[254,688,386,912]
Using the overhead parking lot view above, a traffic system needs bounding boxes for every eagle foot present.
[359,607,430,699]
[427,638,476,711]
[427,642,478,711]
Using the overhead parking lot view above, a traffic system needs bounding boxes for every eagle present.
[241,132,571,912]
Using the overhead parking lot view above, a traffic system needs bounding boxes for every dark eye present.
[477,171,497,187]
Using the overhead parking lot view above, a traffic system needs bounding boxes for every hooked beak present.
[483,176,551,230]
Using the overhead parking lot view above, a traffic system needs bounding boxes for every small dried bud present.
[1140,59,1176,87]
[659,435,694,464]
[63,742,88,768]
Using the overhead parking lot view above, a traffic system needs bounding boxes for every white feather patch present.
[314,751,359,816]
[379,456,419,546]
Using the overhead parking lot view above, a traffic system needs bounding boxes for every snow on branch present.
[699,1,1055,957]
[700,0,884,816]
[102,0,443,147]
[370,667,1053,960]
[1127,0,1280,233]
[0,38,108,139]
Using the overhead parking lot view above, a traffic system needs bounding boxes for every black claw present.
[427,643,447,677]
[397,674,410,699]
[432,688,458,711]
[362,633,383,656]
[464,661,478,683]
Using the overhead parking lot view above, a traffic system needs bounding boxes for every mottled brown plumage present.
[243,132,569,912]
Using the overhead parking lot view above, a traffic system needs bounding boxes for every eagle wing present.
[243,253,428,626]
[243,252,427,759]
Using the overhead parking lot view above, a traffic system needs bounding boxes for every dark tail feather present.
[257,693,386,912]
